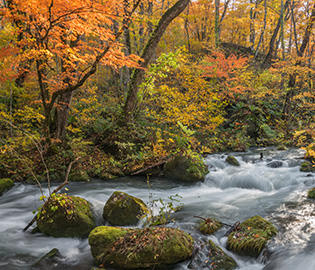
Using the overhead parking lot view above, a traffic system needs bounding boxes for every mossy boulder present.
[164,155,208,183]
[0,178,14,196]
[36,194,96,238]
[225,155,240,166]
[307,187,315,199]
[198,218,223,234]
[227,215,277,258]
[300,161,315,172]
[89,226,194,269]
[188,240,237,270]
[103,191,148,226]
[33,248,62,267]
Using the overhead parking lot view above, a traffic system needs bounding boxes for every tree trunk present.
[282,2,315,120]
[261,0,290,69]
[122,0,190,125]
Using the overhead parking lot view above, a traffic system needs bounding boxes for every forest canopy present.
[1,0,315,181]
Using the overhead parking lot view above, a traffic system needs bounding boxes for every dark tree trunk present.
[261,0,290,69]
[122,0,190,125]
[282,3,315,120]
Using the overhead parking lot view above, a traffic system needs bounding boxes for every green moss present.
[300,161,315,172]
[164,155,208,183]
[227,215,277,258]
[37,194,96,238]
[0,178,14,196]
[307,187,315,199]
[198,218,223,234]
[225,155,240,166]
[208,240,237,269]
[277,145,287,150]
[89,226,194,269]
[103,191,148,226]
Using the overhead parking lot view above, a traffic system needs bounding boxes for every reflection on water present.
[1,147,314,269]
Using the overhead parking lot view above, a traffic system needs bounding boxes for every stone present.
[88,226,194,269]
[164,155,208,182]
[225,156,240,166]
[267,161,283,168]
[33,248,62,267]
[227,215,277,258]
[307,187,315,199]
[0,178,14,196]
[188,240,237,270]
[103,191,148,226]
[300,161,315,172]
[36,194,96,238]
[198,218,223,235]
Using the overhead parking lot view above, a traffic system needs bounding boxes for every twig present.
[22,156,80,232]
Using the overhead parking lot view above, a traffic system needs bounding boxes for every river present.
[0,147,314,269]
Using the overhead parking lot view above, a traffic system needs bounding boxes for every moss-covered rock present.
[225,155,240,166]
[300,161,315,172]
[277,145,287,150]
[188,240,237,270]
[36,194,96,238]
[227,215,277,258]
[307,187,315,199]
[103,191,148,226]
[164,155,208,183]
[198,218,223,234]
[89,226,194,269]
[0,178,14,196]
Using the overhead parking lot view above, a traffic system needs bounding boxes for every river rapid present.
[0,147,314,270]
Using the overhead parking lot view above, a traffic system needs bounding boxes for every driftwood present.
[194,215,234,228]
[131,159,169,176]
[224,221,241,236]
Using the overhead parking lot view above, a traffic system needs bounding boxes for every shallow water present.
[0,147,314,269]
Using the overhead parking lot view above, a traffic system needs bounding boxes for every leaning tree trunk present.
[122,0,190,125]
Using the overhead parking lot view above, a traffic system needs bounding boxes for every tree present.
[0,0,142,141]
[122,0,190,125]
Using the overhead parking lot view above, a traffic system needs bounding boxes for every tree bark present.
[122,0,190,125]
[261,0,290,69]
[282,2,315,120]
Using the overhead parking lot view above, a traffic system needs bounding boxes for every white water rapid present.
[0,147,314,269]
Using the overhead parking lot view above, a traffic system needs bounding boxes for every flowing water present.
[1,147,315,270]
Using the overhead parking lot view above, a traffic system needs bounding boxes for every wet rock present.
[267,161,283,168]
[88,226,194,269]
[227,215,277,258]
[188,240,237,270]
[300,161,315,172]
[164,155,208,182]
[225,156,240,166]
[307,187,315,199]
[276,145,287,151]
[0,178,14,196]
[198,218,223,234]
[36,194,96,238]
[103,191,148,226]
[33,248,62,267]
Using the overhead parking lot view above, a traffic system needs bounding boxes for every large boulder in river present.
[103,191,148,226]
[307,187,315,199]
[0,178,14,196]
[36,194,96,238]
[225,155,240,166]
[164,155,208,182]
[188,240,237,270]
[88,226,194,269]
[227,215,277,258]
